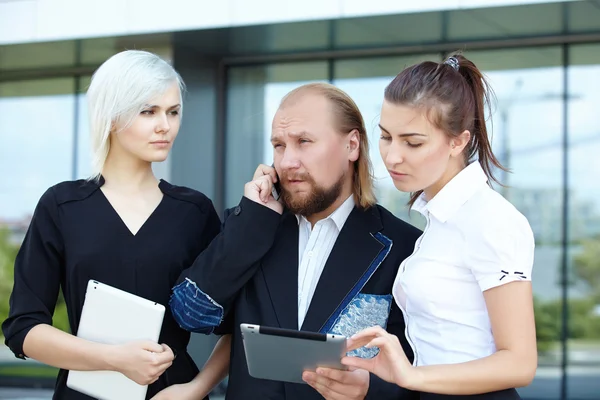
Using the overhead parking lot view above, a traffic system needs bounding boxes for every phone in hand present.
[271,164,281,201]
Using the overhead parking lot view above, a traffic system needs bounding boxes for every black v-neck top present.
[1,177,221,399]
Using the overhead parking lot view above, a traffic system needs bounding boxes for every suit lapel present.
[261,212,299,330]
[300,206,383,332]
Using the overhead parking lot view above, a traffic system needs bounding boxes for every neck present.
[305,178,354,227]
[102,147,157,192]
[423,159,466,201]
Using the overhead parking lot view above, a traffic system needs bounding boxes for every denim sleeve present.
[171,196,282,333]
[169,278,224,334]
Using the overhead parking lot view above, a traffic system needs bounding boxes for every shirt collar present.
[412,161,489,223]
[296,194,355,231]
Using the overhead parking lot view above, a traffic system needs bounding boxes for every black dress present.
[1,177,221,399]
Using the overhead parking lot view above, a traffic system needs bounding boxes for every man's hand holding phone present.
[244,164,283,214]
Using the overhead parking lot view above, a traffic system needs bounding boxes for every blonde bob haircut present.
[86,50,185,181]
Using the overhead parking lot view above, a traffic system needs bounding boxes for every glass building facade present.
[1,1,600,398]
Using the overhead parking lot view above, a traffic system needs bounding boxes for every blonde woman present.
[2,50,222,400]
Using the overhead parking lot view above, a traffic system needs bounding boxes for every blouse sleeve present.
[466,211,535,292]
[1,187,64,359]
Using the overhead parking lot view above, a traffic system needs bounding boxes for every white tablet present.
[66,280,165,400]
[240,323,347,384]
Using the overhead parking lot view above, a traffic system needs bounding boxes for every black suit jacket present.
[175,197,421,400]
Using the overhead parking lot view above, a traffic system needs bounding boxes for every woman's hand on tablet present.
[108,341,174,385]
[342,326,414,388]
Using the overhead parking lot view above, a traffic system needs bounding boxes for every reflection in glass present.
[447,3,563,41]
[76,77,92,180]
[468,49,565,400]
[0,79,75,383]
[567,43,600,399]
[0,79,75,222]
[0,41,77,71]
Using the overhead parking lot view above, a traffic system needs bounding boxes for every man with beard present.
[168,83,421,400]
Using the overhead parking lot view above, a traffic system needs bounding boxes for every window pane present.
[230,21,332,54]
[448,3,563,41]
[0,78,75,385]
[225,62,329,207]
[80,33,172,65]
[76,76,92,179]
[0,79,75,220]
[0,41,77,71]
[334,13,443,48]
[568,1,600,33]
[468,47,564,400]
[567,43,600,399]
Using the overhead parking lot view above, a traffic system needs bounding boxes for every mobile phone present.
[271,164,281,201]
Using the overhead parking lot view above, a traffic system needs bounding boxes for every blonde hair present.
[280,82,376,209]
[86,50,185,181]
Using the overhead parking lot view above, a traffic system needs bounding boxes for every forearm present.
[189,198,280,298]
[171,198,281,334]
[188,335,232,395]
[23,324,117,371]
[367,373,417,400]
[410,350,537,395]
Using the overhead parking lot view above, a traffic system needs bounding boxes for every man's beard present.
[280,171,346,217]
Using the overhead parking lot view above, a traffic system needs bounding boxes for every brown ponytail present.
[455,54,506,186]
[383,51,507,207]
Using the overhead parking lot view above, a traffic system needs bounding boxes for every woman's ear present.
[450,130,471,157]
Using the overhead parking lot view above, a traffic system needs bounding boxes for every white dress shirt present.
[296,195,355,328]
[393,161,535,366]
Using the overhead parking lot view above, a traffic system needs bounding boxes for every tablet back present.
[66,280,165,400]
[241,323,347,384]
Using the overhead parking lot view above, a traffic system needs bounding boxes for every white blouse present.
[392,161,535,366]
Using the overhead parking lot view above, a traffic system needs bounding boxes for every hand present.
[243,164,283,214]
[150,382,200,400]
[108,341,174,386]
[341,326,417,389]
[303,367,369,400]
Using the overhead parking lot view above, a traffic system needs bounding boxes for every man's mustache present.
[281,173,312,183]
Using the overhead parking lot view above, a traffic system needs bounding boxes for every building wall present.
[0,0,575,45]
[2,1,600,399]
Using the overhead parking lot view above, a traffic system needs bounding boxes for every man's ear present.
[347,129,360,162]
